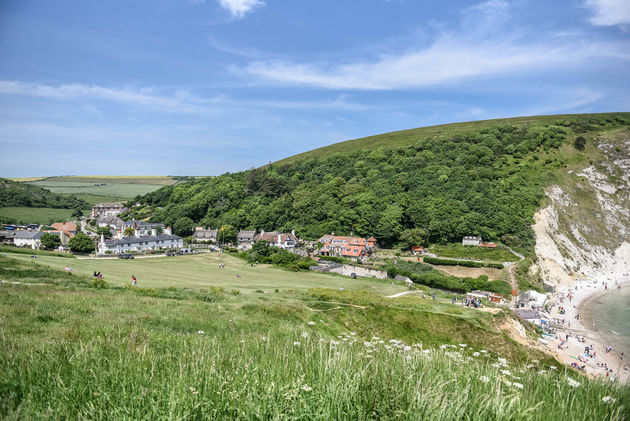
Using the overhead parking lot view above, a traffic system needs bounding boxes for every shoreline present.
[541,277,630,383]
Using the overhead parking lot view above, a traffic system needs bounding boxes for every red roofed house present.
[43,222,78,246]
[318,234,377,259]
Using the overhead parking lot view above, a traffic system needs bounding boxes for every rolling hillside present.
[127,113,630,256]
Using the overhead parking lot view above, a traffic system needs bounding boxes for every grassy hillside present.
[128,113,630,254]
[275,113,630,165]
[1,254,628,419]
[0,177,89,209]
[0,207,90,225]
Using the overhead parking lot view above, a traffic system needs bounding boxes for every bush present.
[90,277,109,289]
[487,280,512,296]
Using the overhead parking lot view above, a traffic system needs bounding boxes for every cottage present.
[123,220,165,236]
[462,236,482,246]
[237,230,256,244]
[51,222,77,236]
[513,309,543,326]
[253,231,298,249]
[13,230,43,249]
[517,290,547,308]
[91,202,126,218]
[193,227,218,242]
[0,230,15,244]
[97,215,124,230]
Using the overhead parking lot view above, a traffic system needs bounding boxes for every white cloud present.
[217,0,264,19]
[236,1,630,90]
[585,0,630,26]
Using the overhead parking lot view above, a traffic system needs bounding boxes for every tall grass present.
[0,282,628,420]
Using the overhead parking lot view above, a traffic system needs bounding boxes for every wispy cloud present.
[584,0,630,26]
[237,0,630,90]
[217,0,264,19]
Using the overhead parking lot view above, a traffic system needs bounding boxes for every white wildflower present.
[423,349,431,354]
[404,346,412,352]
[301,331,309,339]
[602,396,616,403]
[538,370,547,375]
[197,330,204,335]
[479,376,490,383]
[473,352,480,357]
[504,380,512,386]
[501,370,511,376]
[364,341,374,348]
[440,344,448,349]
[480,350,487,353]
[372,336,380,341]
[261,336,268,342]
[307,321,316,326]
[550,366,557,370]
[350,332,357,336]
[293,341,301,346]
[330,340,339,346]
[301,384,312,392]
[498,357,507,366]
[567,378,581,387]
[513,382,524,389]
[459,344,467,348]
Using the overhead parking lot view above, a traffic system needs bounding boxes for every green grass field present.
[5,252,402,295]
[0,254,628,419]
[28,180,168,199]
[429,244,520,262]
[0,207,90,225]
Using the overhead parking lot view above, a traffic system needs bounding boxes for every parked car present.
[166,251,175,256]
[118,253,134,259]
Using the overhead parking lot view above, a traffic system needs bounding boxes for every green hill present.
[128,113,630,254]
[0,178,89,210]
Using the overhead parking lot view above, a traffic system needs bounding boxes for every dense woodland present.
[0,178,89,210]
[128,114,630,253]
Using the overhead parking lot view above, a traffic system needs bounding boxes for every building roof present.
[514,309,542,320]
[103,234,181,246]
[318,235,367,246]
[13,230,43,240]
[193,228,218,239]
[52,222,77,233]
[238,230,256,238]
[254,231,297,243]
[463,236,482,240]
[97,215,124,226]
[93,202,125,208]
[124,220,165,229]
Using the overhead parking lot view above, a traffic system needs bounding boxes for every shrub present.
[90,277,109,289]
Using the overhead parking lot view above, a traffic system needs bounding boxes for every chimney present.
[278,234,281,245]
[151,228,157,236]
[291,229,295,236]
[134,228,140,238]
[100,233,105,244]
[165,226,172,235]
[117,230,122,240]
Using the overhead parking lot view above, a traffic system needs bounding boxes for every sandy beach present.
[539,278,630,383]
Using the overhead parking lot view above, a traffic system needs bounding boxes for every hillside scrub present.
[1,282,628,419]
[0,178,89,209]
[128,114,630,253]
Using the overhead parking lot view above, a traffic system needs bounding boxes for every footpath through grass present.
[0,255,628,419]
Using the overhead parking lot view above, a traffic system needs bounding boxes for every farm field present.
[28,180,168,199]
[0,207,90,225]
[0,254,627,419]
[5,252,401,295]
[429,244,520,262]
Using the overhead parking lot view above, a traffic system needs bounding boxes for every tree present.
[72,208,84,219]
[123,227,135,237]
[68,232,95,253]
[218,224,237,245]
[173,217,194,237]
[574,136,586,151]
[40,233,61,250]
[96,226,113,239]
[399,228,427,250]
[252,240,271,257]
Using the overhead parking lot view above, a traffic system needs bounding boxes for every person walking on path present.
[131,274,137,287]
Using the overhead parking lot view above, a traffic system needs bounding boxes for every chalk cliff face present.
[533,129,630,287]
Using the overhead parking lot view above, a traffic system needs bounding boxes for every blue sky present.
[1,0,629,176]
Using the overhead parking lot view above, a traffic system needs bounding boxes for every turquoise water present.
[587,286,630,354]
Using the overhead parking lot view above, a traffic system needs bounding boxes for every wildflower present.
[480,350,488,353]
[404,346,412,352]
[301,384,312,392]
[440,344,448,349]
[330,340,339,346]
[538,370,547,375]
[504,380,512,386]
[372,336,381,341]
[423,349,431,354]
[513,382,524,389]
[459,344,467,348]
[473,352,480,357]
[293,341,301,346]
[350,332,357,336]
[364,341,374,348]
[549,366,557,370]
[501,370,511,376]
[307,321,316,326]
[240,339,245,343]
[602,396,616,403]
[479,376,489,383]
[189,387,198,395]
[301,331,309,339]
[261,336,268,342]
[567,378,580,387]
[498,357,507,366]
[197,330,204,335]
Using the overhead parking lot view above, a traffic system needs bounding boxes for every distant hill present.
[127,113,630,255]
[0,178,90,209]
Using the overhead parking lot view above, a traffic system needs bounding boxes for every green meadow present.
[0,254,628,419]
[0,207,90,225]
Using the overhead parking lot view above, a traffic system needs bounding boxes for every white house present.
[91,202,126,218]
[123,220,165,236]
[253,230,298,249]
[193,227,218,242]
[517,290,547,308]
[462,236,482,246]
[98,231,183,255]
[97,215,124,230]
[13,230,43,249]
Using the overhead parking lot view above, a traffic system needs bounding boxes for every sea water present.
[587,286,630,354]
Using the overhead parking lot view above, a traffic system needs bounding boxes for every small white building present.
[517,290,547,308]
[91,202,126,218]
[193,227,218,242]
[13,230,43,249]
[97,215,124,230]
[462,236,482,246]
[123,220,165,236]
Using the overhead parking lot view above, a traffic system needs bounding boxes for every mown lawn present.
[5,252,402,295]
[430,243,520,262]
